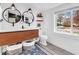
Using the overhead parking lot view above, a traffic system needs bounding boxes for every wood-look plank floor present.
[38,42,74,55]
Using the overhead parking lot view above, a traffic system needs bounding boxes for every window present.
[54,6,79,36]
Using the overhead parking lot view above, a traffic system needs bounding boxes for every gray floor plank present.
[38,42,74,55]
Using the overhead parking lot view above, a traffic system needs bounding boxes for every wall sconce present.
[2,3,21,26]
[22,8,34,26]
[10,4,16,10]
[28,8,32,12]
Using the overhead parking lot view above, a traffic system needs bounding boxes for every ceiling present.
[29,3,62,10]
[27,3,63,13]
[1,3,63,13]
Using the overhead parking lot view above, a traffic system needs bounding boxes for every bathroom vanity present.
[0,29,39,45]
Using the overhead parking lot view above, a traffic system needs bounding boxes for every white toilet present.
[22,40,35,51]
[39,30,48,46]
[39,29,48,46]
[39,35,48,46]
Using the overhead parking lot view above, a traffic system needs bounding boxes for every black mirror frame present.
[2,4,21,26]
[22,8,34,26]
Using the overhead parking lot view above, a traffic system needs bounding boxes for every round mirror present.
[2,4,21,26]
[22,8,34,26]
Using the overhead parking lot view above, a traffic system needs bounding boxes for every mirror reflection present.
[22,8,34,26]
[4,9,21,23]
[2,4,21,26]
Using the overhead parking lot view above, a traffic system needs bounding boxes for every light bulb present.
[11,4,16,10]
[11,7,15,10]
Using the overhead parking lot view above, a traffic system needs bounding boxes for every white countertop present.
[0,28,39,32]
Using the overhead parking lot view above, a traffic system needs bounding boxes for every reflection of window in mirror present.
[25,17,29,23]
[24,12,33,23]
[8,10,21,23]
[8,11,16,23]
[22,8,34,26]
[2,4,21,26]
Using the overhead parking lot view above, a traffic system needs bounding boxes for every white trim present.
[54,30,79,37]
[54,5,79,37]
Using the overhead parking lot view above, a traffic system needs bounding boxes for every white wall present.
[0,5,2,54]
[43,3,79,54]
[0,4,2,31]
[0,3,37,31]
[2,3,79,54]
[0,3,40,54]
